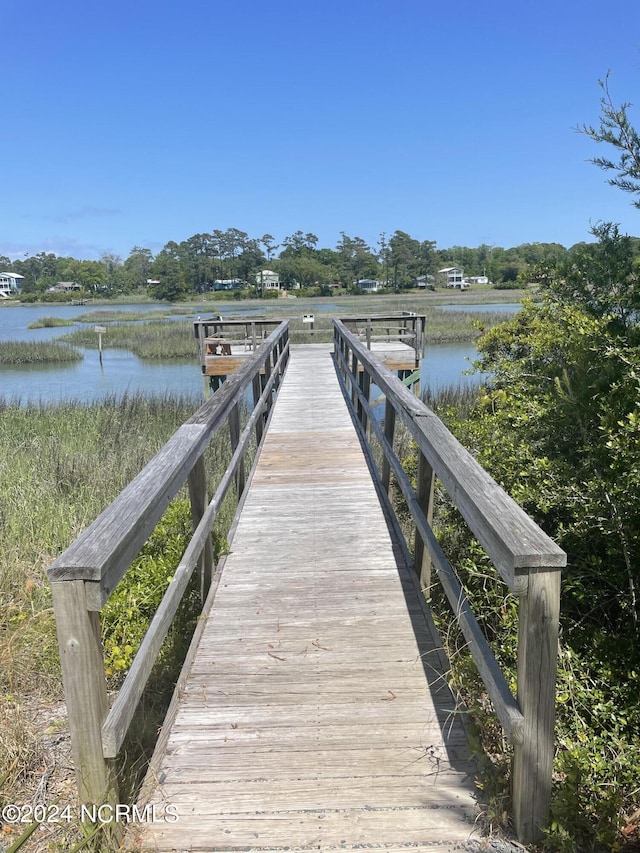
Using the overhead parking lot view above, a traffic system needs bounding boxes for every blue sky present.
[2,0,640,261]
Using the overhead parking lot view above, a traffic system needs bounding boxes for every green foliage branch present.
[580,72,640,206]
[426,296,640,850]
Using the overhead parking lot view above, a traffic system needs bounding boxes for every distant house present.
[465,275,489,285]
[415,275,435,290]
[0,272,24,296]
[46,281,81,293]
[256,270,280,291]
[438,267,465,288]
[356,278,381,293]
[213,279,243,291]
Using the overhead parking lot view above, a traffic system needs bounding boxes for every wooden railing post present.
[512,569,561,843]
[229,403,246,498]
[188,456,215,601]
[252,374,265,445]
[414,451,436,592]
[381,404,396,494]
[357,369,371,434]
[272,348,282,392]
[50,580,117,807]
[350,352,358,408]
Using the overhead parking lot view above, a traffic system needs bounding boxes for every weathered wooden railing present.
[48,321,290,807]
[193,317,282,361]
[333,319,566,844]
[340,311,425,365]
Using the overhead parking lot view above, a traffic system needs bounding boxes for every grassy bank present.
[60,320,198,359]
[0,340,82,365]
[26,317,75,329]
[74,308,192,324]
[0,392,239,851]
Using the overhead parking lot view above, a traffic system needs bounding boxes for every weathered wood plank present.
[135,804,477,850]
[144,775,475,809]
[132,344,478,852]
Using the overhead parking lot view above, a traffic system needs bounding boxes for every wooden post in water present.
[512,569,561,843]
[94,325,106,365]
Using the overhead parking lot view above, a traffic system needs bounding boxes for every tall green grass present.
[60,320,197,359]
[0,391,240,851]
[26,316,75,329]
[75,308,192,324]
[0,340,82,364]
[285,306,507,344]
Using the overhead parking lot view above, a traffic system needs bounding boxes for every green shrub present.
[419,302,640,850]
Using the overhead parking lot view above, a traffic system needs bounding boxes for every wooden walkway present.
[133,344,480,852]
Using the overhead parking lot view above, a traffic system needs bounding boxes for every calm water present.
[437,302,521,314]
[0,301,271,404]
[0,302,518,404]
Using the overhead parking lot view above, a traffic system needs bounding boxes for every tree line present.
[4,227,638,302]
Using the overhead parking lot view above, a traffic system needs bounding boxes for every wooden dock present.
[132,344,479,852]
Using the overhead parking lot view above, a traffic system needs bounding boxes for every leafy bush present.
[425,299,640,850]
[101,500,195,677]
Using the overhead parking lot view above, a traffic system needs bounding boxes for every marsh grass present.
[75,308,191,324]
[0,390,243,851]
[60,320,197,359]
[0,341,82,365]
[285,306,507,345]
[26,317,75,329]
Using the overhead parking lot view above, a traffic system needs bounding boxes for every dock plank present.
[131,344,479,852]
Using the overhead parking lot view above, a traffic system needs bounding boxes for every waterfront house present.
[356,278,381,293]
[438,267,465,288]
[0,272,24,296]
[415,274,435,290]
[256,270,280,291]
[46,281,82,293]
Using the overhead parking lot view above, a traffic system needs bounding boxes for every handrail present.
[339,311,425,359]
[48,321,289,806]
[333,318,565,844]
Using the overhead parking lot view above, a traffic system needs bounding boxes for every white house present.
[256,270,280,291]
[0,272,24,297]
[46,281,81,293]
[438,267,465,287]
[356,278,381,293]
[415,275,435,289]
